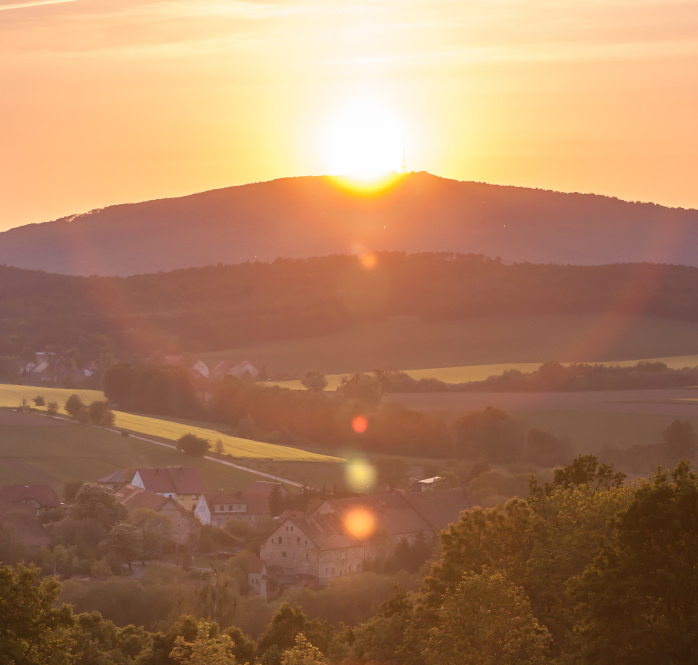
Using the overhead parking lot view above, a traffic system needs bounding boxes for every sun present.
[325,101,405,179]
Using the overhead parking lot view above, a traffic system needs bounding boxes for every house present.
[97,469,130,492]
[130,467,206,511]
[315,488,480,562]
[0,484,60,516]
[407,476,441,492]
[114,484,200,545]
[195,491,270,527]
[248,556,268,600]
[0,502,52,548]
[212,360,259,380]
[259,510,364,584]
[243,481,289,502]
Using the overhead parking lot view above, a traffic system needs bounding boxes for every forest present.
[3,252,698,360]
[3,456,698,664]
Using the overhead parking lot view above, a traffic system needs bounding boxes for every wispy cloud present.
[0,0,77,10]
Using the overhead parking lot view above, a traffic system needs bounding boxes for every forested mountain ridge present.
[3,252,698,360]
[1,171,697,276]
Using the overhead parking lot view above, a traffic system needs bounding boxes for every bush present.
[46,401,59,417]
[88,400,115,427]
[65,394,85,419]
[33,395,45,407]
[176,433,210,457]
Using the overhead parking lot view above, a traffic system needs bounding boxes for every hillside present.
[1,172,697,276]
[5,253,698,362]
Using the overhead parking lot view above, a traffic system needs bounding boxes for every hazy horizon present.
[1,0,697,231]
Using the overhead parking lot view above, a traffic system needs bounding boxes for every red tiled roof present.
[114,484,191,517]
[0,484,59,508]
[276,511,361,551]
[248,556,266,573]
[135,467,205,495]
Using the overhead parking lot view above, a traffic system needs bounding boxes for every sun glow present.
[325,101,405,179]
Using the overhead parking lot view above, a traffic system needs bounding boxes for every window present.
[305,539,307,545]
[285,526,288,531]
[325,568,329,575]
[297,537,301,544]
[282,551,287,559]
[331,567,335,575]
[306,554,309,560]
[293,553,296,560]
[356,563,361,572]
[291,526,294,531]
[228,505,232,511]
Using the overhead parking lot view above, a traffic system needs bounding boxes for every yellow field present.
[269,354,698,390]
[0,384,340,462]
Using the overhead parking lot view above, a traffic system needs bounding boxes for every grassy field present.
[0,411,266,493]
[199,313,698,376]
[0,384,339,463]
[269,354,698,390]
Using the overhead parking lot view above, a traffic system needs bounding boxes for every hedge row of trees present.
[5,252,698,357]
[5,457,698,664]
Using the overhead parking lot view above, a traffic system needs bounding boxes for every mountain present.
[1,172,697,276]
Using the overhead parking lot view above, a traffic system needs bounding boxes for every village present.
[0,464,479,601]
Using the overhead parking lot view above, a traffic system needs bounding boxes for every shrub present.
[46,401,59,417]
[176,433,210,457]
[33,395,45,407]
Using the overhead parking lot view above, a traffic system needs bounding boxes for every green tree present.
[434,470,460,489]
[422,570,551,665]
[452,406,524,463]
[103,522,143,570]
[177,433,210,458]
[170,620,237,665]
[571,462,698,665]
[268,484,285,517]
[375,458,410,490]
[301,372,328,393]
[46,401,59,417]
[132,508,172,556]
[88,400,115,427]
[0,564,75,665]
[662,419,698,458]
[337,373,384,407]
[70,483,128,531]
[33,395,45,407]
[63,479,84,504]
[65,393,85,419]
[282,634,326,665]
[525,428,573,467]
[530,453,625,499]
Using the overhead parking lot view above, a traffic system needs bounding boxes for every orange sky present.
[1,0,697,231]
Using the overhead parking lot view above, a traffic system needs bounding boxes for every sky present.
[1,0,697,231]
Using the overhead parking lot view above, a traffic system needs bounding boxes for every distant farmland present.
[0,384,340,463]
[0,410,264,492]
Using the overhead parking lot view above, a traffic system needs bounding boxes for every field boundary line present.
[45,413,306,488]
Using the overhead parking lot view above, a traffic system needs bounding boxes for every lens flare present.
[361,252,377,269]
[352,415,368,433]
[346,459,377,492]
[344,507,377,540]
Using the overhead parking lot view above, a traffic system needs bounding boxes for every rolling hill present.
[1,172,697,276]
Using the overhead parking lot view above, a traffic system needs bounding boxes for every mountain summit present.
[1,172,696,276]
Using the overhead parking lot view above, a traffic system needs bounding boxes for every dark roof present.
[325,492,433,537]
[0,484,59,508]
[0,509,52,548]
[97,469,129,485]
[205,491,270,515]
[243,481,289,500]
[277,511,361,551]
[135,467,205,495]
[398,488,480,532]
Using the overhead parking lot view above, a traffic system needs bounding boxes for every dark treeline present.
[6,457,698,664]
[373,360,698,393]
[3,252,698,358]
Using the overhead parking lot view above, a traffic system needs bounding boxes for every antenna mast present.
[401,135,407,174]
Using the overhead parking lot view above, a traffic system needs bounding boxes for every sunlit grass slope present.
[270,354,698,390]
[0,417,265,492]
[0,385,340,462]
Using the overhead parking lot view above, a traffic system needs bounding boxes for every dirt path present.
[46,413,305,488]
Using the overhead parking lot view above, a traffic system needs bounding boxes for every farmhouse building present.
[97,469,130,492]
[114,484,200,545]
[0,503,52,548]
[195,491,270,527]
[259,511,364,584]
[315,488,480,561]
[130,467,205,511]
[212,360,259,380]
[248,556,268,599]
[0,484,60,516]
